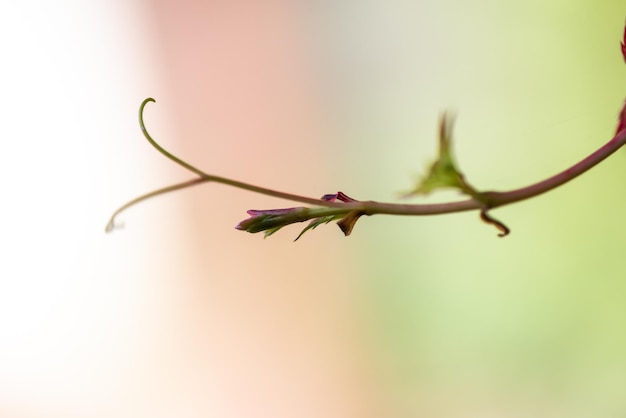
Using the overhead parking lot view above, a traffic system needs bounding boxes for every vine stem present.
[365,125,626,216]
[106,98,626,232]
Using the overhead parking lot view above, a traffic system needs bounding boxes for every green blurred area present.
[313,1,626,415]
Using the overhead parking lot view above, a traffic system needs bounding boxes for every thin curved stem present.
[135,98,350,208]
[105,178,209,232]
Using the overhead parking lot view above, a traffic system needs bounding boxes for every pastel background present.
[1,1,625,417]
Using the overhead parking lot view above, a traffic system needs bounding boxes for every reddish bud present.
[235,207,310,234]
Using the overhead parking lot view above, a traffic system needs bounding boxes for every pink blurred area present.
[0,1,380,417]
[146,2,378,417]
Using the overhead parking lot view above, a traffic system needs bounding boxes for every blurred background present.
[1,0,625,417]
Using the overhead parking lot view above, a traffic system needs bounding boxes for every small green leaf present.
[405,113,480,198]
[263,226,287,238]
[294,214,343,241]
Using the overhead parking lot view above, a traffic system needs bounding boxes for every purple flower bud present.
[235,207,310,234]
[235,191,365,239]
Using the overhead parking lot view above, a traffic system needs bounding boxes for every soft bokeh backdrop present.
[1,1,625,417]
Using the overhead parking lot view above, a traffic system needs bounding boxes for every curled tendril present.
[106,98,352,233]
[480,209,510,237]
[105,99,214,232]
[105,178,209,232]
[137,98,210,178]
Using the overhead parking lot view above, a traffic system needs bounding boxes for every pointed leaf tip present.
[405,113,480,198]
[621,20,626,62]
[294,215,341,241]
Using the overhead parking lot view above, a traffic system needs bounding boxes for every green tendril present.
[105,178,210,232]
[138,98,209,178]
[105,98,215,232]
[106,98,354,233]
